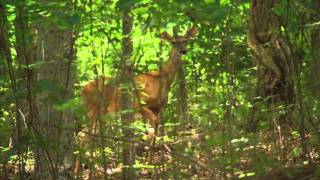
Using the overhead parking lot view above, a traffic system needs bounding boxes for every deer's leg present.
[74,129,89,176]
[140,106,159,137]
[74,109,98,177]
[74,154,81,176]
[140,107,159,163]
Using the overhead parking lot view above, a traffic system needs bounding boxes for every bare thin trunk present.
[120,7,136,180]
[0,4,25,179]
[14,0,38,131]
[177,65,188,122]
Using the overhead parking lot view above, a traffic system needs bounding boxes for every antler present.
[160,25,198,42]
[184,25,198,39]
[160,32,173,42]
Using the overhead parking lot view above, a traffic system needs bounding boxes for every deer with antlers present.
[76,26,197,173]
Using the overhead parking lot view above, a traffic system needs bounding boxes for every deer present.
[75,26,197,174]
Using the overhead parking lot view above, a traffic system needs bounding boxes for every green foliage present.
[0,0,319,179]
[315,165,320,177]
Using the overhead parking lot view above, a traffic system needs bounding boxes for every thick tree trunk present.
[247,0,294,131]
[34,2,76,179]
[309,0,320,98]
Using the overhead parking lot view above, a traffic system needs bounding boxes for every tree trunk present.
[120,7,136,180]
[309,0,320,98]
[34,2,76,179]
[247,0,295,131]
[177,65,188,122]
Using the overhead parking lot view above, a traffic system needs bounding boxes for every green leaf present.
[140,100,146,105]
[28,60,46,69]
[116,0,137,10]
[272,6,286,17]
[34,132,47,149]
[36,79,64,93]
[246,172,255,177]
[53,98,80,111]
[66,13,81,26]
[291,147,302,157]
[220,0,231,6]
[204,0,214,3]
[315,165,320,176]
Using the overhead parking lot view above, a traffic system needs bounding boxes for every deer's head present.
[160,26,198,56]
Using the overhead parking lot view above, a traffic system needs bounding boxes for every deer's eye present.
[172,41,176,44]
[180,50,187,54]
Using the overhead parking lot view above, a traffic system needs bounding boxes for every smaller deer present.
[76,26,197,174]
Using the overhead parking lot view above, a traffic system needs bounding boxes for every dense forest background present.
[1,0,320,179]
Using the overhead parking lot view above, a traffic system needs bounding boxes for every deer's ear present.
[160,32,173,42]
[185,26,198,39]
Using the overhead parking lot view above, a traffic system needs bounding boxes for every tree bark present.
[34,2,76,179]
[309,0,320,98]
[247,0,295,131]
[177,65,188,122]
[120,7,136,180]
